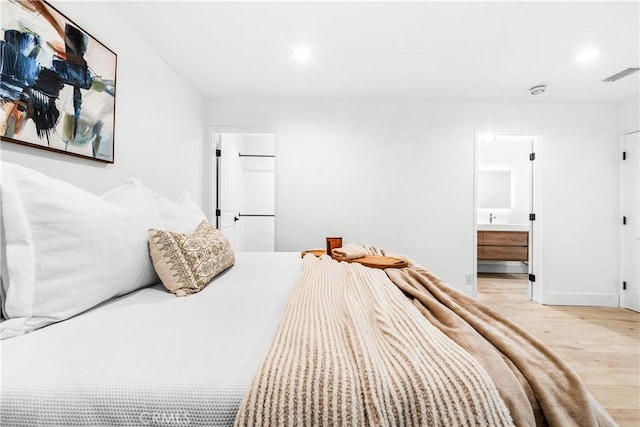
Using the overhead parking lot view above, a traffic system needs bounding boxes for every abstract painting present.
[1,0,116,163]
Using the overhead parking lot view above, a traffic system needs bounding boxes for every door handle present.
[234,216,239,222]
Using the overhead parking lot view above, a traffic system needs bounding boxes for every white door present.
[621,130,640,312]
[217,134,241,249]
[528,137,536,301]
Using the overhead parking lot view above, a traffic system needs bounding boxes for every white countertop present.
[477,223,529,231]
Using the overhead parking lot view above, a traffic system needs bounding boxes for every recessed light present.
[293,46,311,62]
[529,85,546,95]
[575,48,602,62]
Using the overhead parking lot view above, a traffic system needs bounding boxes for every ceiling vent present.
[602,67,640,82]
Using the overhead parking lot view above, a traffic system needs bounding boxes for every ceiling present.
[111,1,640,103]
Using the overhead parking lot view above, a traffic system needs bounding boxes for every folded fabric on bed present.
[330,243,370,260]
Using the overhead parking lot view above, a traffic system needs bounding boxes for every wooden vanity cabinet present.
[477,230,528,261]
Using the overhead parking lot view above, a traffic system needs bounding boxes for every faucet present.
[489,213,496,224]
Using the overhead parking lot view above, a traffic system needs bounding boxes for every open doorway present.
[213,130,276,252]
[475,133,541,303]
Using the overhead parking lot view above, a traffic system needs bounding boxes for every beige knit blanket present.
[235,254,514,426]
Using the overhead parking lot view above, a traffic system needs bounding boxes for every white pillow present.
[0,212,5,321]
[175,191,208,217]
[0,163,163,339]
[151,189,207,234]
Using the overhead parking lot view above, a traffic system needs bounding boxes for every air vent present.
[602,67,640,82]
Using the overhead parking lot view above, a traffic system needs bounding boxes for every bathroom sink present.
[477,223,529,231]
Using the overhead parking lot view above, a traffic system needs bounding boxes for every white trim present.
[531,133,543,303]
[625,292,640,312]
[619,126,640,310]
[204,128,216,221]
[544,292,620,307]
[472,130,479,298]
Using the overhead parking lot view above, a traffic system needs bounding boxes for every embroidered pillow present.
[148,221,235,297]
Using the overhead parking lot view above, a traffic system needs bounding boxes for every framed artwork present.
[1,0,117,163]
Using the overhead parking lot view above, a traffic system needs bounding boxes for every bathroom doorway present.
[474,133,541,303]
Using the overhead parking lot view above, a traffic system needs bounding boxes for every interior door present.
[528,137,536,300]
[621,130,640,312]
[217,134,241,250]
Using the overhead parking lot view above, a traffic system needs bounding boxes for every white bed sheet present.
[0,252,301,426]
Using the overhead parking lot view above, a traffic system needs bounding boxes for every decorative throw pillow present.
[148,221,235,297]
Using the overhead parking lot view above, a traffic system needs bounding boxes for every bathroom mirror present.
[478,170,511,209]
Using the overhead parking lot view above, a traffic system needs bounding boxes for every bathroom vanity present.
[477,228,529,261]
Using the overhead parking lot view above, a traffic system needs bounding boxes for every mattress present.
[0,252,301,427]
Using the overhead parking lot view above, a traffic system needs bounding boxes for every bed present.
[0,162,616,426]
[1,251,299,426]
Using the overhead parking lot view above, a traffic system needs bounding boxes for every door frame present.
[473,130,543,303]
[619,127,640,310]
[206,126,278,246]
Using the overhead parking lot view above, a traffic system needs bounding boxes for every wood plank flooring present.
[477,273,640,427]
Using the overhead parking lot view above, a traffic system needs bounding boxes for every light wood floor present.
[477,273,640,427]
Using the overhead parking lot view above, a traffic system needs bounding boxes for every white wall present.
[616,96,639,132]
[0,1,206,205]
[207,99,619,305]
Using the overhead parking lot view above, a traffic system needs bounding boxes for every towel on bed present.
[331,243,370,260]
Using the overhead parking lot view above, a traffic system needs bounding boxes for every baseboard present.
[621,291,640,312]
[543,292,620,307]
[460,285,475,298]
[477,262,528,274]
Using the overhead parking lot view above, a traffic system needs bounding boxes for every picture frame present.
[1,0,117,163]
